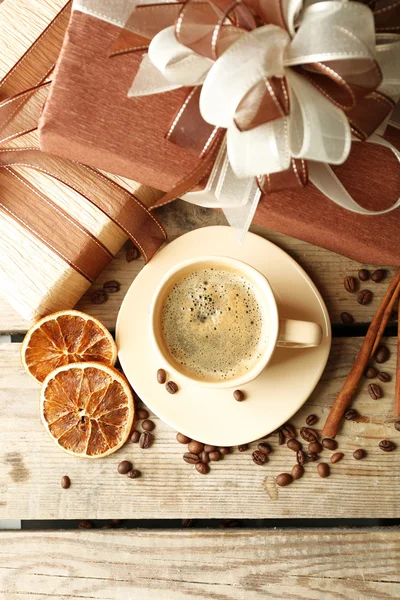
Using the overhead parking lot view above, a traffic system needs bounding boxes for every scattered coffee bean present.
[358,268,370,281]
[291,464,304,480]
[137,408,149,420]
[196,462,210,474]
[139,432,153,449]
[375,344,390,363]
[182,519,193,527]
[200,451,210,464]
[357,289,372,305]
[103,280,120,293]
[330,452,344,464]
[252,450,267,465]
[142,419,155,432]
[188,441,204,454]
[371,269,386,283]
[112,520,122,526]
[307,452,319,462]
[209,451,221,461]
[278,430,286,445]
[308,441,322,453]
[317,463,330,478]
[258,442,272,455]
[238,444,248,452]
[341,312,354,325]
[287,439,302,452]
[90,290,108,305]
[118,460,133,474]
[282,423,296,439]
[61,476,71,489]
[157,369,167,384]
[378,372,391,383]
[176,432,191,444]
[165,381,178,394]
[379,439,396,452]
[233,389,245,402]
[219,447,230,455]
[353,448,366,460]
[276,473,293,486]
[365,366,378,379]
[300,427,318,442]
[126,245,140,262]
[344,275,357,293]
[130,430,140,443]
[322,438,338,450]
[183,452,200,464]
[204,445,216,453]
[306,414,318,426]
[395,421,400,432]
[127,469,141,479]
[368,383,383,399]
[344,408,358,420]
[79,521,93,529]
[297,450,306,465]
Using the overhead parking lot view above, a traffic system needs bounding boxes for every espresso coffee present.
[160,267,268,382]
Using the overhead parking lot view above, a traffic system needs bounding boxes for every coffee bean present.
[127,469,141,479]
[196,462,210,474]
[182,519,193,527]
[61,476,71,489]
[209,451,221,461]
[317,463,330,478]
[322,438,338,450]
[358,268,370,281]
[200,451,210,464]
[291,464,304,480]
[219,447,230,455]
[357,289,372,305]
[176,432,191,444]
[142,419,155,432]
[307,452,319,462]
[79,521,93,529]
[252,450,267,465]
[183,452,200,464]
[353,448,366,460]
[341,312,354,325]
[233,389,245,402]
[308,441,322,453]
[378,372,391,383]
[278,430,286,445]
[258,442,272,455]
[238,444,248,452]
[118,460,132,474]
[282,423,296,439]
[126,245,140,262]
[287,439,302,452]
[102,524,113,529]
[344,408,358,420]
[297,450,306,465]
[276,473,293,486]
[395,421,400,432]
[344,275,357,293]
[375,344,390,363]
[103,280,120,293]
[204,445,216,453]
[139,432,153,449]
[157,369,166,384]
[300,427,318,442]
[379,439,396,452]
[112,520,122,526]
[137,408,149,420]
[165,381,178,394]
[306,414,318,426]
[368,383,383,399]
[371,269,386,283]
[330,452,344,464]
[90,290,108,305]
[365,366,378,379]
[188,441,204,454]
[130,430,140,443]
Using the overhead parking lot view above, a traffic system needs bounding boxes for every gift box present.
[0,0,165,324]
[39,1,400,265]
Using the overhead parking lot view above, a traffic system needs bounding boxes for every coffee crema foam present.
[160,267,267,382]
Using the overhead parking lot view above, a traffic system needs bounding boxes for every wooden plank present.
[1,338,400,519]
[1,529,400,599]
[0,201,395,333]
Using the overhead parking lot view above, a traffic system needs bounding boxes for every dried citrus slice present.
[21,310,117,383]
[40,362,134,458]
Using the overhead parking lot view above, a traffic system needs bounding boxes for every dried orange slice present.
[40,362,134,458]
[21,310,117,383]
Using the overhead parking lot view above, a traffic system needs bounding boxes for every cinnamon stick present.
[322,268,400,439]
[370,278,400,358]
[395,298,400,417]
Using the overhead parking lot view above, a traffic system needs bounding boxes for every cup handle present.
[277,319,322,348]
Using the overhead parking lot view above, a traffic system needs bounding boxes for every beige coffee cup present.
[150,256,322,389]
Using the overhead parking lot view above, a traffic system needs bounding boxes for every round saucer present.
[116,226,331,446]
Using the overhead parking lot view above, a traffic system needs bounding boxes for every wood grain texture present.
[1,337,400,519]
[1,529,400,599]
